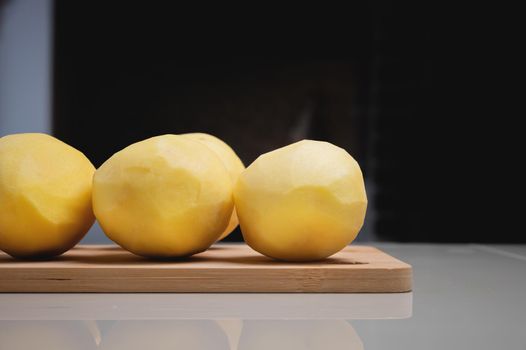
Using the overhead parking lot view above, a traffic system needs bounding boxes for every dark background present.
[51,2,513,242]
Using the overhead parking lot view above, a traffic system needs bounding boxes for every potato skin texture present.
[0,133,95,258]
[234,140,367,261]
[92,135,233,258]
[181,133,245,241]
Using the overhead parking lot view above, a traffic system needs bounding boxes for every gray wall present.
[0,0,52,135]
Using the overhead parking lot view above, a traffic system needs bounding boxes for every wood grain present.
[0,244,412,293]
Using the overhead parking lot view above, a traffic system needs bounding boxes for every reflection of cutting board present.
[0,244,412,293]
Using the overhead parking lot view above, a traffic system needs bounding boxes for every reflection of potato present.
[0,133,95,258]
[182,133,245,241]
[0,321,97,349]
[215,319,243,350]
[93,135,233,257]
[238,320,363,350]
[100,320,230,350]
[234,140,367,261]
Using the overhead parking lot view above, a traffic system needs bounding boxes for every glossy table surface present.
[1,243,525,349]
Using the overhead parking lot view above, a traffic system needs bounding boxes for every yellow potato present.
[234,140,367,261]
[0,133,95,258]
[92,135,233,258]
[181,133,245,240]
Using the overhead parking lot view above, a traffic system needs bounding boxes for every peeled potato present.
[0,133,95,258]
[181,133,245,240]
[234,140,367,261]
[92,135,233,258]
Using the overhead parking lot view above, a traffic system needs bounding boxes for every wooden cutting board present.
[0,244,412,293]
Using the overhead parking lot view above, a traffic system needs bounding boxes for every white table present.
[1,244,525,349]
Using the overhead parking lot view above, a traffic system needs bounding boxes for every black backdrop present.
[52,2,516,242]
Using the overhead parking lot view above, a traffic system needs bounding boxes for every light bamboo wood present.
[0,244,412,293]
